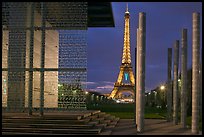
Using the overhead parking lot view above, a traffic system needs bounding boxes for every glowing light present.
[125,73,128,81]
[160,85,165,90]
[116,100,120,103]
[85,91,88,94]
[178,79,181,82]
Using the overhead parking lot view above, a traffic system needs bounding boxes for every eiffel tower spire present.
[122,3,131,64]
[125,3,129,14]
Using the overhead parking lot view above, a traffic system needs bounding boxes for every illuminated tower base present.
[110,64,135,99]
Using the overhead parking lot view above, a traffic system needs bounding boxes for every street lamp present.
[160,85,166,108]
[153,91,157,106]
[91,94,94,101]
[160,85,165,90]
[147,92,151,106]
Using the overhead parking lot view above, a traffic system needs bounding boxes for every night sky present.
[87,2,202,94]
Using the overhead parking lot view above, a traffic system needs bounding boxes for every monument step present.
[3,119,89,125]
[3,127,102,134]
[101,119,112,125]
[2,115,83,120]
[2,132,95,135]
[3,123,94,129]
[86,115,98,120]
[99,130,112,135]
[97,112,107,117]
[105,115,116,120]
[95,123,108,130]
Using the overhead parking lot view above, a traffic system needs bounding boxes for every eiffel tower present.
[109,4,135,99]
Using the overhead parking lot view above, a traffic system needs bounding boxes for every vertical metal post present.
[199,57,202,127]
[136,28,139,128]
[134,47,137,127]
[28,2,35,116]
[167,48,172,121]
[173,40,179,125]
[181,29,187,128]
[137,12,146,132]
[40,2,45,116]
[192,12,200,134]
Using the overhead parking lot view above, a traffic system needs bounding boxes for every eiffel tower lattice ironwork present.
[109,5,135,99]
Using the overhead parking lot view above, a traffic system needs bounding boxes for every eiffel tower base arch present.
[110,86,134,99]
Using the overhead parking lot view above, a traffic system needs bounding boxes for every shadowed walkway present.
[111,119,202,135]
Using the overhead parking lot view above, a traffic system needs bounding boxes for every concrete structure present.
[173,40,179,125]
[192,12,200,134]
[2,2,115,115]
[109,5,135,99]
[181,28,187,128]
[136,12,146,132]
[167,48,172,122]
[2,3,59,111]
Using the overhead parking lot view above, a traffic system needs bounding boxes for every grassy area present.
[87,103,202,130]
[87,103,134,112]
[144,113,165,119]
[106,112,134,119]
[87,103,166,119]
[106,112,165,119]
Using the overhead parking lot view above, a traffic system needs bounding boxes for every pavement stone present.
[111,119,202,135]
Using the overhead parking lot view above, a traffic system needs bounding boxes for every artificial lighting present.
[178,79,181,82]
[85,91,88,94]
[160,85,165,90]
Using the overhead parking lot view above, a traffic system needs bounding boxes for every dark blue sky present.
[87,2,202,94]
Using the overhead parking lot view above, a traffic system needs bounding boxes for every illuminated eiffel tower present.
[109,4,135,99]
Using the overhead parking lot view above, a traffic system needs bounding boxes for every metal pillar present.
[7,3,26,112]
[136,28,139,128]
[181,28,187,128]
[136,12,146,132]
[173,40,179,125]
[167,48,172,122]
[199,57,202,128]
[40,2,46,116]
[134,47,137,127]
[28,2,35,116]
[192,12,200,134]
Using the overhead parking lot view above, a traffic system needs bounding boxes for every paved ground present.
[111,119,137,135]
[2,112,202,135]
[111,119,202,135]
